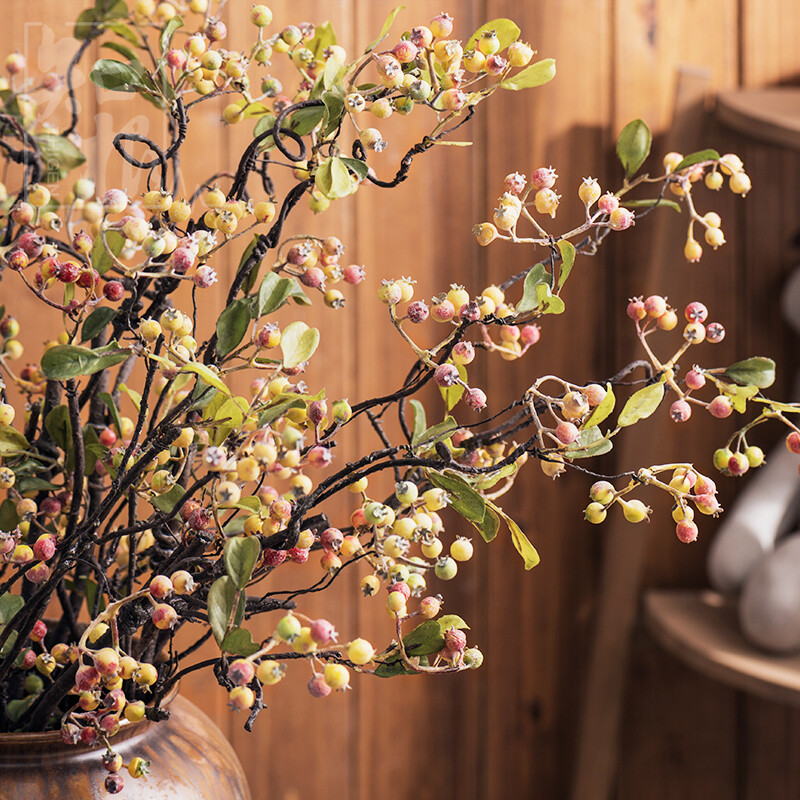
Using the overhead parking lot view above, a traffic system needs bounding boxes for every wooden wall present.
[3,1,800,798]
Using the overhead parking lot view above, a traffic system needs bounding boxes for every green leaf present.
[365,6,404,53]
[320,90,345,136]
[673,149,721,173]
[90,59,147,92]
[487,501,539,569]
[308,20,338,60]
[257,397,306,428]
[99,392,124,438]
[439,361,466,411]
[5,695,36,723]
[102,41,138,62]
[119,383,142,411]
[556,240,576,290]
[253,112,277,141]
[105,20,140,45]
[535,281,566,315]
[516,263,549,314]
[477,506,501,542]
[500,58,556,91]
[280,321,320,369]
[91,230,125,275]
[16,477,59,493]
[725,383,759,414]
[238,235,264,294]
[467,18,521,51]
[224,536,261,590]
[0,426,28,456]
[150,484,184,513]
[210,397,246,447]
[565,426,613,459]
[207,576,237,646]
[402,615,469,657]
[289,105,325,136]
[81,307,117,342]
[616,118,652,178]
[474,462,518,491]
[257,272,307,317]
[159,15,183,53]
[412,416,457,449]
[583,384,615,428]
[621,197,681,213]
[35,135,86,183]
[0,631,19,659]
[724,357,776,389]
[40,341,130,381]
[45,406,71,452]
[0,592,24,625]
[75,9,100,39]
[409,400,426,444]
[617,381,664,428]
[315,156,353,199]
[221,627,260,657]
[0,500,20,533]
[181,362,232,397]
[428,470,486,524]
[216,298,252,358]
[340,157,370,181]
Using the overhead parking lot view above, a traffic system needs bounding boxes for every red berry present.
[626,299,646,320]
[287,547,309,564]
[105,774,124,794]
[555,421,579,444]
[644,295,667,317]
[309,618,338,645]
[464,387,487,411]
[706,322,725,343]
[521,324,541,345]
[227,658,255,686]
[307,673,331,698]
[530,167,557,190]
[786,431,800,454]
[29,619,47,642]
[320,527,343,552]
[103,281,124,301]
[406,300,429,323]
[56,261,80,283]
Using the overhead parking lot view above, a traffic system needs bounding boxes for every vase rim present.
[0,680,179,749]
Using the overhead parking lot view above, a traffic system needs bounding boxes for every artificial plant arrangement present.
[0,0,786,793]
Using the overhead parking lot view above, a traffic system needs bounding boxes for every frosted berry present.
[227,659,255,686]
[685,369,706,390]
[707,396,733,419]
[669,399,692,423]
[676,520,699,543]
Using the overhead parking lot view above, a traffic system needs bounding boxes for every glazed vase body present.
[0,694,251,799]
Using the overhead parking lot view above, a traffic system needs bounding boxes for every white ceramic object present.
[707,444,800,593]
[739,533,800,653]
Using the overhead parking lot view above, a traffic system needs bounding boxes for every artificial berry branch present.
[0,2,789,795]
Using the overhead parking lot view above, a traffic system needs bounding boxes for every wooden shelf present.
[643,589,800,707]
[715,88,800,150]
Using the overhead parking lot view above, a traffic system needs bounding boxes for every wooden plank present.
[741,0,800,88]
[716,89,800,151]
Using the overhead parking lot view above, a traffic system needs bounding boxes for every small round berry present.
[706,322,726,343]
[670,399,692,422]
[584,502,608,524]
[786,431,800,454]
[434,556,458,581]
[707,395,733,419]
[643,295,667,318]
[685,369,706,390]
[608,207,634,230]
[744,445,765,468]
[676,520,699,543]
[620,498,650,523]
[228,686,255,711]
[727,451,750,477]
[323,663,350,690]
[464,387,487,411]
[307,673,332,698]
[227,658,256,686]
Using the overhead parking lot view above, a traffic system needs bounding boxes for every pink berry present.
[431,299,455,323]
[300,267,325,288]
[598,193,619,214]
[670,399,692,422]
[644,295,667,317]
[18,231,44,258]
[29,620,47,641]
[444,627,467,654]
[287,547,310,564]
[193,266,218,288]
[452,341,475,364]
[727,452,750,476]
[685,370,706,390]
[56,261,80,283]
[387,581,411,600]
[706,322,725,343]
[521,324,541,345]
[227,658,255,686]
[166,49,187,70]
[433,364,459,388]
[149,575,174,600]
[171,246,196,273]
[32,535,56,561]
[786,432,800,454]
[459,301,481,322]
[530,167,557,190]
[262,548,286,567]
[307,673,332,698]
[676,520,699,543]
[309,618,338,645]
[708,396,733,419]
[684,301,708,322]
[343,264,365,285]
[307,445,332,469]
[464,387,487,411]
[152,602,177,629]
[320,528,343,552]
[485,54,508,75]
[407,300,429,323]
[626,299,646,320]
[555,421,579,444]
